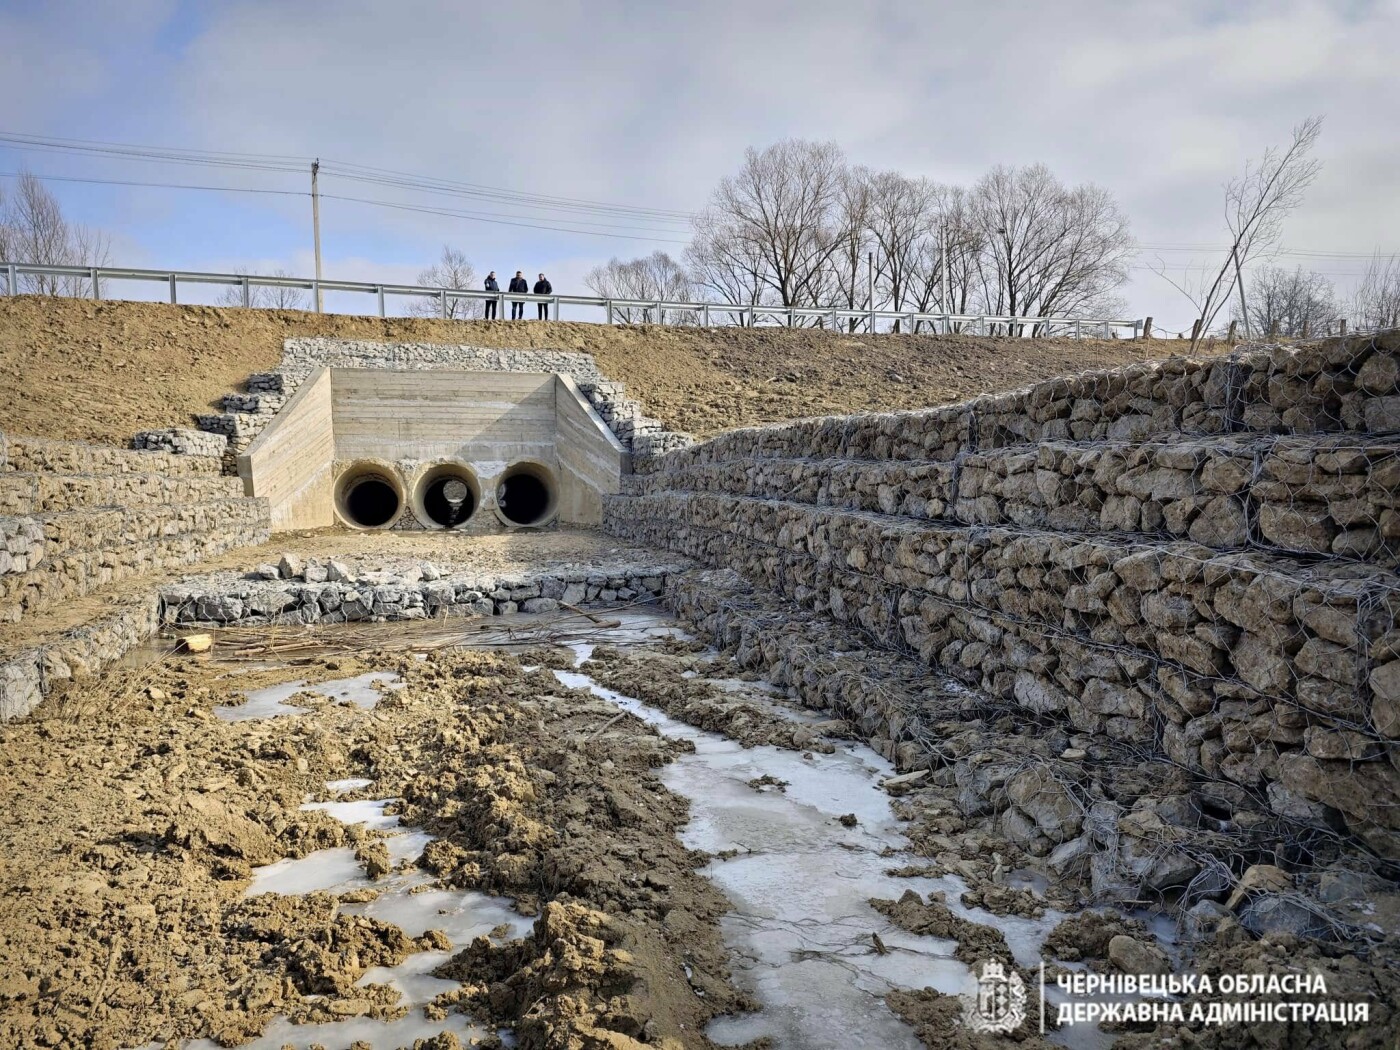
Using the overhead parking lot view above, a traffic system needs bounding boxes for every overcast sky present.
[1,0,1397,331]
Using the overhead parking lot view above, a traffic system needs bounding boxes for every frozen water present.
[227,786,526,1050]
[215,671,403,721]
[553,658,1060,1050]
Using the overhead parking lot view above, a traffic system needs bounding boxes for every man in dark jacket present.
[509,271,529,319]
[483,272,499,319]
[533,273,552,319]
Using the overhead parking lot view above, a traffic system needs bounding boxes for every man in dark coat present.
[509,271,529,319]
[533,273,553,319]
[483,271,499,319]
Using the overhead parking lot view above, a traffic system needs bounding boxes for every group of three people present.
[482,270,553,320]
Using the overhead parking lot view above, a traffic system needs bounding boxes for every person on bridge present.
[509,271,529,320]
[483,272,499,319]
[533,273,552,319]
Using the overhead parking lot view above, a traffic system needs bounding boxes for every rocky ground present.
[1,296,1218,445]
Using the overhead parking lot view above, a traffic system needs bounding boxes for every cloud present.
[4,0,1397,329]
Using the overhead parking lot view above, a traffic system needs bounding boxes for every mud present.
[0,637,739,1049]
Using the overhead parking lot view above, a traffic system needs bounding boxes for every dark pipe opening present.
[423,475,478,528]
[498,472,552,526]
[344,477,400,528]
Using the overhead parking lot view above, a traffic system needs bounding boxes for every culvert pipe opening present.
[413,464,481,529]
[335,468,404,529]
[494,463,558,528]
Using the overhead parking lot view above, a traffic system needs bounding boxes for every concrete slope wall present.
[238,368,334,532]
[604,332,1400,862]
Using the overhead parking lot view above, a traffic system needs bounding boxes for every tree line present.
[589,139,1135,332]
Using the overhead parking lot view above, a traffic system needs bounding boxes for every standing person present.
[509,270,529,320]
[483,271,499,319]
[533,273,552,319]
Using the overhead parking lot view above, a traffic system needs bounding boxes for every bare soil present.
[0,640,743,1049]
[0,296,1223,445]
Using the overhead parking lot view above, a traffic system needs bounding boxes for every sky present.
[1,0,1397,332]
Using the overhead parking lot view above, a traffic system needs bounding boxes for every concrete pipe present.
[334,462,406,530]
[493,460,559,528]
[411,462,482,530]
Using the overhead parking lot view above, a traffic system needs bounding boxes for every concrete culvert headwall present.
[335,464,404,529]
[495,461,558,527]
[412,463,481,529]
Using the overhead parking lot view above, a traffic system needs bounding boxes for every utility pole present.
[1231,243,1248,340]
[311,159,323,313]
[939,226,950,334]
[867,250,875,334]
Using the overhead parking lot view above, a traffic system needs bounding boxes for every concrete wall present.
[557,374,629,524]
[604,332,1400,862]
[240,368,626,531]
[238,367,335,532]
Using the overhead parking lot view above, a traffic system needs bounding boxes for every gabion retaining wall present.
[606,332,1400,862]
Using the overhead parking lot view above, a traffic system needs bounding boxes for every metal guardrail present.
[0,261,1145,338]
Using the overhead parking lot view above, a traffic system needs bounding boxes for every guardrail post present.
[5,264,16,295]
[605,300,613,324]
[90,268,101,300]
[311,280,320,311]
[1141,316,1152,340]
[440,289,448,319]
[241,277,250,308]
[377,286,386,317]
[552,295,559,321]
[168,274,177,304]
[702,304,710,327]
[1074,320,1081,339]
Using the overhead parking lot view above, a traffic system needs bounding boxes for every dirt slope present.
[0,295,1218,446]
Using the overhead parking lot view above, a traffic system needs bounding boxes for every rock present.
[1238,895,1327,939]
[561,581,588,605]
[521,597,560,614]
[278,553,305,580]
[1259,503,1335,552]
[254,563,280,580]
[1231,634,1293,693]
[1183,900,1231,940]
[1107,934,1170,975]
[1006,767,1082,842]
[180,633,214,654]
[420,562,441,582]
[303,560,328,584]
[1226,863,1292,909]
[1369,662,1400,737]
[326,559,353,582]
[1356,352,1400,394]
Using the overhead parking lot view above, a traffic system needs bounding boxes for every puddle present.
[554,651,1068,1050]
[215,671,403,721]
[176,787,526,1050]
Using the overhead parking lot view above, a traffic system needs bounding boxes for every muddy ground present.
[0,296,1219,445]
[1,617,1397,1049]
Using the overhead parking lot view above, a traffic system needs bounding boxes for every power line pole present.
[867,250,875,334]
[939,226,949,334]
[311,159,323,313]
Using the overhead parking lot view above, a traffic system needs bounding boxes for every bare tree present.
[1,171,111,296]
[699,139,849,314]
[970,164,1133,333]
[584,251,695,323]
[823,167,874,330]
[410,245,481,319]
[866,170,941,331]
[1352,254,1400,332]
[685,214,773,319]
[1160,116,1324,350]
[1233,265,1335,337]
[216,268,309,310]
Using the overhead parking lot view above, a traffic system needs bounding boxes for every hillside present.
[0,296,1217,446]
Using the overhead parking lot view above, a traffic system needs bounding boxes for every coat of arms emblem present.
[962,959,1027,1033]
